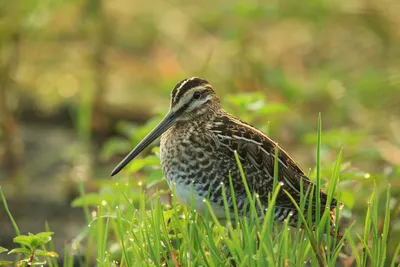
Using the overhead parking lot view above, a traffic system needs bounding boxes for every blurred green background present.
[0,0,399,264]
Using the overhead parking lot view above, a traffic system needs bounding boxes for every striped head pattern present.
[170,77,220,121]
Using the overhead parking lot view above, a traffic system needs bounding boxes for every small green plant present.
[2,232,58,266]
[0,187,58,266]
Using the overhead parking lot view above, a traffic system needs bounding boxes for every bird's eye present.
[193,91,201,99]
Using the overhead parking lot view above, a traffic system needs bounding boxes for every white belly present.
[168,180,227,219]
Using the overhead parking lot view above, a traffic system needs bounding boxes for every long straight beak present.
[111,110,177,176]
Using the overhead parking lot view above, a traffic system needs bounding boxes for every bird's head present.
[111,77,219,176]
[169,77,220,121]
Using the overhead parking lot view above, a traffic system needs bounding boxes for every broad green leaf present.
[33,232,54,240]
[71,192,140,207]
[13,235,34,248]
[126,155,160,173]
[100,137,132,160]
[0,247,7,253]
[8,247,31,255]
[35,250,58,258]
[0,261,13,266]
[225,92,266,108]
[257,103,288,115]
[303,129,367,147]
[30,232,54,247]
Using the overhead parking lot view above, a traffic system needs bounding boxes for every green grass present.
[1,106,399,267]
[1,0,398,265]
[68,117,396,266]
[1,116,398,266]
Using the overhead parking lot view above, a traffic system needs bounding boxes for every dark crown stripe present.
[172,77,209,105]
[171,78,190,103]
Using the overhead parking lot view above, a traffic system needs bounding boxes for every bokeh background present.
[1,0,399,263]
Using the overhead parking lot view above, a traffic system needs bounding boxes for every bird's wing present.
[210,114,335,210]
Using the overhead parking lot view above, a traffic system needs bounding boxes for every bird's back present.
[210,111,339,223]
[160,109,339,225]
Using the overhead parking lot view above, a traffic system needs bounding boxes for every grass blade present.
[283,189,326,267]
[0,186,20,236]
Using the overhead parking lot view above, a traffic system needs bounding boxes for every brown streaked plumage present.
[111,77,342,236]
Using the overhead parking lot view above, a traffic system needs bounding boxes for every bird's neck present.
[175,107,224,129]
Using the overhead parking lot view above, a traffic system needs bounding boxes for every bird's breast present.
[160,126,217,183]
[159,124,228,210]
[161,133,228,217]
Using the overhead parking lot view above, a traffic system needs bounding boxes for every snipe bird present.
[111,77,341,234]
